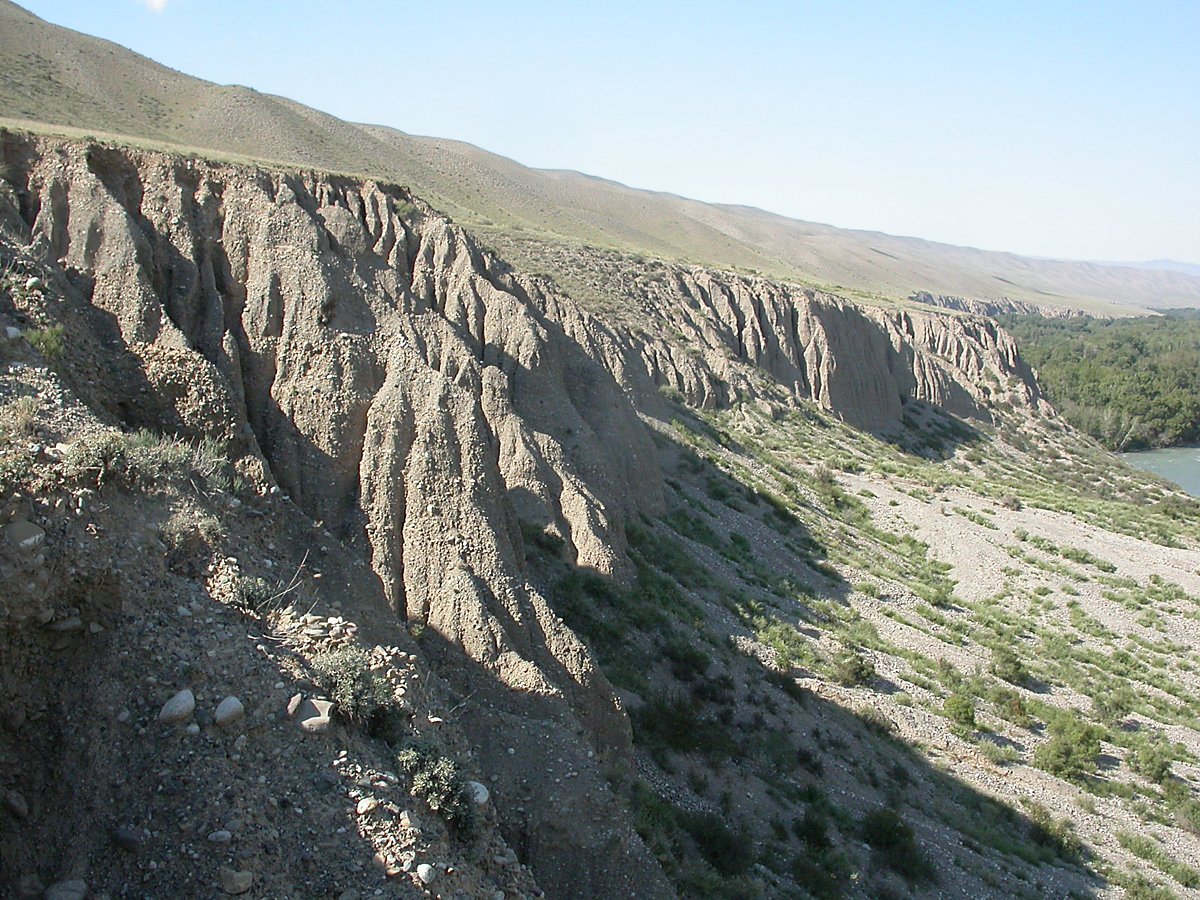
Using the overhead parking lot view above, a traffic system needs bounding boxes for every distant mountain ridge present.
[2,0,1199,314]
[1102,259,1200,279]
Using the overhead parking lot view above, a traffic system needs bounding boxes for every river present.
[1119,447,1200,498]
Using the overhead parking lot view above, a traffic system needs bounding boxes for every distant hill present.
[2,0,1200,314]
[1103,259,1200,278]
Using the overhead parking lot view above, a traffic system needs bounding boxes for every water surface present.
[1119,447,1200,498]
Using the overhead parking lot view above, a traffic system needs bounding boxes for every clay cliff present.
[0,133,1045,896]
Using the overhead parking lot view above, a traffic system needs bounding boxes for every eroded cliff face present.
[2,136,662,704]
[0,134,676,895]
[0,133,1044,896]
[523,262,1042,431]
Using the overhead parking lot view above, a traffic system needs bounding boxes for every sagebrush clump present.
[396,742,476,834]
[312,646,396,731]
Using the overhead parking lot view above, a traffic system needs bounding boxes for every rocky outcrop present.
[909,290,1088,319]
[518,257,1043,431]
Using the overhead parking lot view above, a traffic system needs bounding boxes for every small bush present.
[990,686,1033,727]
[1032,713,1103,781]
[685,811,754,876]
[1118,831,1200,889]
[62,429,232,491]
[1022,799,1083,859]
[977,739,1019,765]
[990,645,1028,686]
[630,693,740,762]
[1094,684,1136,724]
[26,325,64,359]
[662,632,710,681]
[793,809,831,850]
[518,519,565,556]
[832,648,875,686]
[944,693,976,729]
[790,848,850,899]
[1127,736,1174,785]
[859,807,933,882]
[0,396,39,442]
[233,575,277,612]
[396,743,476,835]
[312,646,395,732]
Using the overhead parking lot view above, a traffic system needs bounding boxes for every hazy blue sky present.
[19,0,1200,263]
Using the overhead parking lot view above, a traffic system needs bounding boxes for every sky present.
[17,0,1200,263]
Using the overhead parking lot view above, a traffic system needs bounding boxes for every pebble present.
[299,714,332,734]
[3,789,29,819]
[416,864,436,885]
[6,519,45,550]
[25,276,43,291]
[113,826,143,851]
[3,326,20,340]
[208,829,233,843]
[464,780,490,806]
[185,723,201,736]
[219,867,254,895]
[356,797,378,815]
[214,696,245,729]
[158,689,195,725]
[43,880,88,900]
[295,697,334,733]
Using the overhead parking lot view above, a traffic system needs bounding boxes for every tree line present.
[1000,310,1200,451]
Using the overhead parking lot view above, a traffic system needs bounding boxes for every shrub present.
[233,575,278,613]
[629,693,740,762]
[1032,713,1103,781]
[685,811,754,876]
[793,809,831,850]
[1118,831,1200,889]
[396,743,476,835]
[62,430,231,491]
[1172,797,1200,835]
[790,848,850,899]
[990,644,1028,686]
[0,396,39,442]
[1093,684,1136,724]
[1022,799,1083,859]
[944,693,976,729]
[832,648,875,686]
[1127,736,1174,785]
[662,632,710,681]
[990,687,1033,728]
[518,519,565,556]
[859,807,933,882]
[312,646,395,731]
[977,739,1019,765]
[26,325,64,358]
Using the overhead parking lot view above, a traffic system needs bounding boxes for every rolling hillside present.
[1,0,1198,314]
